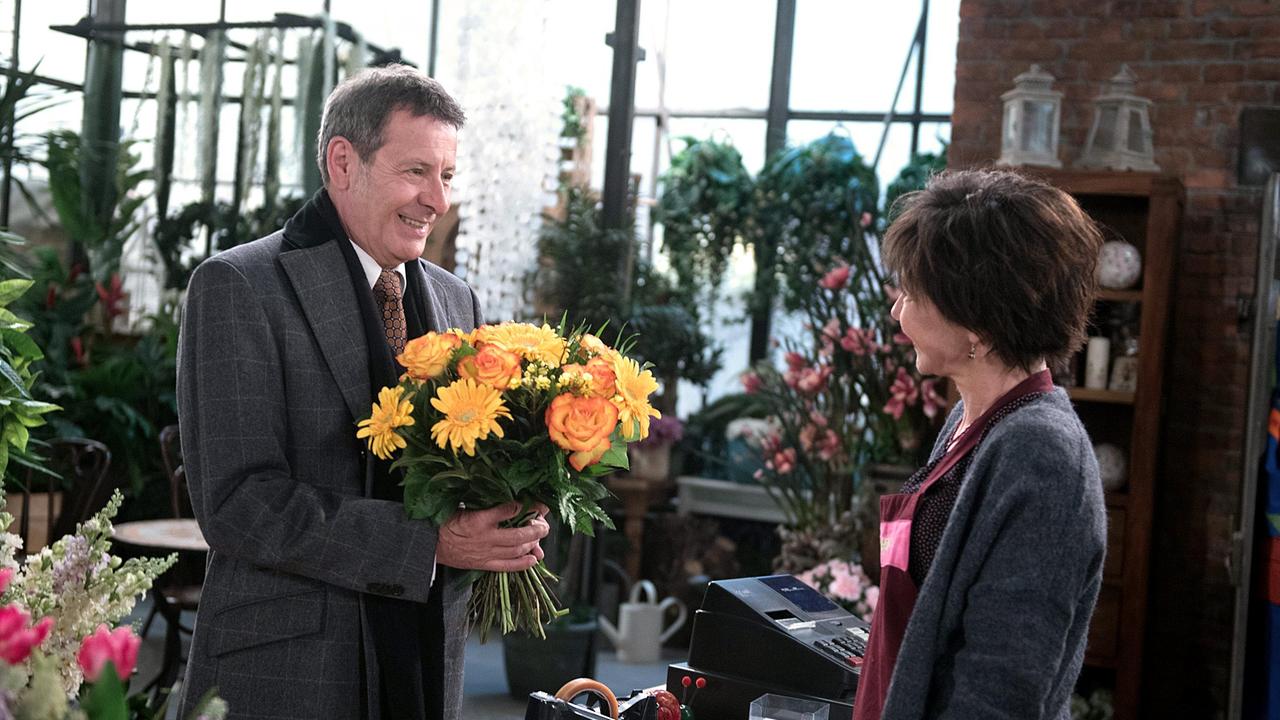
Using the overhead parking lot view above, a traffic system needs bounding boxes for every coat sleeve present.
[177,256,440,603]
[932,430,1105,719]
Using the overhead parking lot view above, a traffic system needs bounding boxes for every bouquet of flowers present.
[356,322,660,639]
[794,558,878,623]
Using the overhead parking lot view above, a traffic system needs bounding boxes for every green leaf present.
[0,359,30,399]
[2,328,43,362]
[0,278,32,306]
[599,443,629,470]
[80,663,129,720]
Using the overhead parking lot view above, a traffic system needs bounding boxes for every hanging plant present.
[263,29,285,215]
[153,40,177,221]
[297,32,328,194]
[196,29,226,210]
[654,136,754,313]
[232,32,268,218]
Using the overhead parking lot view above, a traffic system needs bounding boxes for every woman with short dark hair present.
[852,169,1107,720]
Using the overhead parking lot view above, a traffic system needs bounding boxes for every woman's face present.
[890,288,973,377]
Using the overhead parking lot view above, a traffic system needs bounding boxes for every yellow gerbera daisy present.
[430,378,512,456]
[610,356,661,441]
[473,323,567,366]
[357,386,415,460]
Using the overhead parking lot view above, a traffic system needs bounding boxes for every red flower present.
[70,336,88,368]
[819,265,851,290]
[77,624,141,683]
[784,352,808,371]
[95,273,127,323]
[740,372,763,394]
[0,604,53,664]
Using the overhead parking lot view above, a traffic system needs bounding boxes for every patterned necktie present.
[372,269,406,356]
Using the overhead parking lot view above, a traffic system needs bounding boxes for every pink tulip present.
[819,265,851,290]
[784,352,808,371]
[77,624,140,683]
[740,372,763,394]
[0,605,53,664]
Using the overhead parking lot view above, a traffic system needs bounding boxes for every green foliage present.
[559,86,588,140]
[43,130,150,283]
[0,235,59,489]
[884,146,948,220]
[655,136,755,310]
[12,247,178,497]
[755,132,882,315]
[151,196,306,290]
[532,187,633,330]
[532,188,723,394]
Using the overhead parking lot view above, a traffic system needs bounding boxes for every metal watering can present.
[598,580,687,664]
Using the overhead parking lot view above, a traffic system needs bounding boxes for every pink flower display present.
[0,605,53,665]
[883,366,920,420]
[77,624,141,683]
[795,559,878,622]
[840,327,877,356]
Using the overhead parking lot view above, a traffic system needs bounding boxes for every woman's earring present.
[968,343,977,360]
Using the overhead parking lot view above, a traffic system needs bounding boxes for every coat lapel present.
[407,260,447,333]
[278,242,371,423]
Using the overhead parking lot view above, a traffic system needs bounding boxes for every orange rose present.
[545,393,620,471]
[399,332,462,380]
[457,344,523,389]
[579,333,609,357]
[583,356,617,398]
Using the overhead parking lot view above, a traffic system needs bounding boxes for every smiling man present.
[176,65,549,720]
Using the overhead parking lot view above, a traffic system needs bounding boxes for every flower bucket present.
[628,444,671,483]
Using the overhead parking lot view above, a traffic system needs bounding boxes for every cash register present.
[666,575,870,718]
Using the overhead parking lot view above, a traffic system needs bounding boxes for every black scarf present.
[284,191,446,720]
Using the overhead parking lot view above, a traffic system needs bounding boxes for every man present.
[176,65,549,720]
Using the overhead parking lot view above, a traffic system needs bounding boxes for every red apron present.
[852,371,1052,720]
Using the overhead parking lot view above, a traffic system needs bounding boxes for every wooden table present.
[113,518,208,696]
[114,518,209,553]
[606,475,670,580]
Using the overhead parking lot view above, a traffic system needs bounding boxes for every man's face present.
[333,109,457,268]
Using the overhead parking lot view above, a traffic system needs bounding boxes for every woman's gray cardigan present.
[880,387,1106,720]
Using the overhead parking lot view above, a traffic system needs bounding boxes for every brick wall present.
[951,1,1280,716]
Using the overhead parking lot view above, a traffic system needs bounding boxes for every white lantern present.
[997,65,1063,168]
[1078,65,1160,172]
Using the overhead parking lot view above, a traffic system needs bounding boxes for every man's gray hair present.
[317,64,466,185]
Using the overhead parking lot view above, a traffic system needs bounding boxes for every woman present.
[852,169,1107,720]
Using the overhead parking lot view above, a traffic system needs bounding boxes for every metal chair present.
[14,438,112,553]
[143,425,204,696]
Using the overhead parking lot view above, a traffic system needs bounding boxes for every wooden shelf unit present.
[1033,169,1182,720]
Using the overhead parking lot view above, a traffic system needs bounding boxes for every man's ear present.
[326,137,357,191]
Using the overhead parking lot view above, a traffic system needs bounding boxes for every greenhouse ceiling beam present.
[51,12,397,60]
[619,107,951,124]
